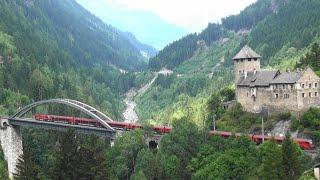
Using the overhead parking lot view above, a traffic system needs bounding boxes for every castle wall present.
[268,84,299,112]
[296,68,320,111]
[237,84,300,113]
[234,58,260,83]
[237,86,272,112]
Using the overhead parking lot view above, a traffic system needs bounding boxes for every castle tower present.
[233,45,261,83]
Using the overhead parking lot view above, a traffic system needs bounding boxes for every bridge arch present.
[10,98,115,131]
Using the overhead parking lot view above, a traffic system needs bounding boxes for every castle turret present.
[233,45,261,83]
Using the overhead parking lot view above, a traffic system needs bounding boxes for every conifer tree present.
[52,129,79,180]
[0,146,8,180]
[282,133,303,180]
[13,147,40,180]
[258,139,284,180]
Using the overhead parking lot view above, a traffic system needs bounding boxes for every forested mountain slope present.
[0,0,148,70]
[0,0,150,119]
[148,0,279,70]
[137,0,320,125]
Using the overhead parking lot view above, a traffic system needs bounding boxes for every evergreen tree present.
[13,147,40,180]
[258,139,284,180]
[0,146,8,180]
[134,149,161,180]
[159,117,203,179]
[282,133,303,180]
[52,129,79,180]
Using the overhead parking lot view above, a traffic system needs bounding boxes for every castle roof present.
[233,45,261,60]
[237,70,304,87]
[237,70,278,87]
[270,71,303,84]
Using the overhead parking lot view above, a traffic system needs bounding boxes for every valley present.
[0,0,320,179]
[123,68,173,123]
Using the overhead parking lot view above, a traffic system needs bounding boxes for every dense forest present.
[1,118,316,179]
[0,0,152,119]
[149,0,320,70]
[0,0,319,179]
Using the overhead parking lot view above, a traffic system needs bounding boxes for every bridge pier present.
[0,118,23,179]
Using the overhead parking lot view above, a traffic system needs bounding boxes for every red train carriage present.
[34,114,313,150]
[209,130,313,150]
[34,114,171,134]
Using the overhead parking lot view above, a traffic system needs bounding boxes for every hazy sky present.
[105,0,256,31]
[77,0,257,49]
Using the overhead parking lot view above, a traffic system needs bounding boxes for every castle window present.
[315,83,318,88]
[302,84,305,88]
[284,94,289,99]
[302,93,305,98]
[290,85,293,89]
[275,94,279,99]
[309,92,312,97]
[315,92,318,97]
[309,83,312,88]
[254,58,257,61]
[283,84,285,89]
[248,58,251,61]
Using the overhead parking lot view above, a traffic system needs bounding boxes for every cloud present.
[106,0,257,32]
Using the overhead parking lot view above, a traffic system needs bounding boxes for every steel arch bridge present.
[6,98,117,138]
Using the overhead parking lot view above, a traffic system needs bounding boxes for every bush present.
[301,107,320,130]
[290,116,299,131]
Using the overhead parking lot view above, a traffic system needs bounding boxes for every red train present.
[34,114,172,134]
[34,114,313,150]
[209,131,314,150]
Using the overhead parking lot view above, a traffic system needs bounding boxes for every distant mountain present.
[76,0,189,49]
[121,31,158,60]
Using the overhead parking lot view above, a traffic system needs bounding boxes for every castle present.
[233,45,320,113]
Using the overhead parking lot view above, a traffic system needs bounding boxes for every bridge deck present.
[8,118,116,139]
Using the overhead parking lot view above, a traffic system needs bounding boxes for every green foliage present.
[149,24,226,70]
[250,0,320,60]
[299,107,320,145]
[135,149,161,180]
[130,170,148,180]
[0,0,150,120]
[0,146,8,180]
[291,115,300,131]
[298,169,318,180]
[296,43,320,71]
[217,103,260,132]
[222,0,276,31]
[258,140,285,180]
[14,147,40,180]
[159,118,203,179]
[189,136,258,180]
[301,107,320,130]
[282,133,305,180]
[107,130,147,179]
[137,34,237,124]
[149,33,199,70]
[52,129,108,180]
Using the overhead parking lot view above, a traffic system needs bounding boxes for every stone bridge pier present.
[0,118,23,179]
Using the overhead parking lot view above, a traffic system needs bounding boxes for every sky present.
[77,0,257,49]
